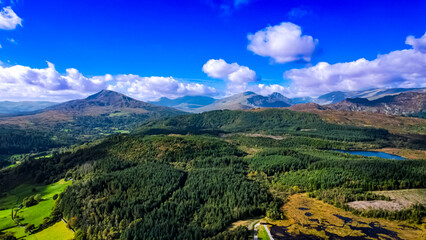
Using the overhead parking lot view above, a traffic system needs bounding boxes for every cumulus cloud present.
[283,34,426,97]
[108,75,217,101]
[0,62,217,101]
[406,32,426,53]
[202,59,258,94]
[0,6,22,30]
[247,22,318,63]
[249,84,289,96]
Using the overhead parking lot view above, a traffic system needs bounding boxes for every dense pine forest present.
[0,109,425,239]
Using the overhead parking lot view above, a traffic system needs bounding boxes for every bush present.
[53,194,59,200]
[24,223,35,233]
[22,195,38,208]
[34,194,42,202]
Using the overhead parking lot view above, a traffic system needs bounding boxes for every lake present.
[336,150,405,160]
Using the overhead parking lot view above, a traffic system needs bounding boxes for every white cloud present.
[0,62,217,101]
[108,75,217,101]
[406,32,426,53]
[247,22,318,63]
[0,6,22,30]
[249,84,289,96]
[202,59,258,94]
[283,35,426,97]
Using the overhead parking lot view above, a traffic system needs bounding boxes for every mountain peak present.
[242,91,256,96]
[86,89,126,100]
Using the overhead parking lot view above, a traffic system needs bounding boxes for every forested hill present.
[136,109,389,142]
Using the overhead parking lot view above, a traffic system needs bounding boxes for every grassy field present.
[0,179,71,234]
[257,224,271,240]
[267,193,425,239]
[25,221,74,240]
[375,148,426,160]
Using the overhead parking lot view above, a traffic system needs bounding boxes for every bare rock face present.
[326,92,426,116]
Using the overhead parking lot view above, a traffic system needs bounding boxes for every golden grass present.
[267,193,425,240]
[375,148,426,160]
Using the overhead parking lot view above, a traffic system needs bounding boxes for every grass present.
[0,164,16,171]
[0,179,71,233]
[0,208,16,230]
[114,129,130,134]
[257,224,271,240]
[25,221,74,240]
[267,193,425,239]
[374,189,426,205]
[3,226,26,238]
[34,154,53,159]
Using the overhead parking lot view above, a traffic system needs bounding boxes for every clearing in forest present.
[348,189,426,211]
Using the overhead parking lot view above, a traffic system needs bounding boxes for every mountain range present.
[0,101,58,114]
[326,92,426,117]
[0,87,425,119]
[150,87,426,113]
[315,87,426,105]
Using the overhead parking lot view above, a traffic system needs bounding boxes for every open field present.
[25,221,74,240]
[348,189,426,211]
[267,193,425,239]
[0,179,71,233]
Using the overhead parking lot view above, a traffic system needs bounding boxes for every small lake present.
[336,150,405,160]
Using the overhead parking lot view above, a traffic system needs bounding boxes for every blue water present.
[336,150,405,160]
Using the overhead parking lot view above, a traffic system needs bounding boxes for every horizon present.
[0,0,425,101]
[2,86,426,104]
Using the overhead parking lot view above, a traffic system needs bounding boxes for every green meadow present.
[0,179,72,238]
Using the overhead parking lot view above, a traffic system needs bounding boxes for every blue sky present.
[0,0,425,101]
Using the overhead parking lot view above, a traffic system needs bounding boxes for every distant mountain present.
[0,101,58,114]
[0,90,185,144]
[43,89,181,116]
[195,91,291,112]
[327,92,426,116]
[315,88,426,105]
[149,96,215,112]
[289,97,315,105]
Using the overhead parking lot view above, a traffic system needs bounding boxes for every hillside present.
[327,92,426,116]
[137,109,389,142]
[195,92,291,112]
[0,90,185,157]
[315,88,426,105]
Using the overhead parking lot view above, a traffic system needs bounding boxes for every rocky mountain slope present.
[194,91,291,112]
[327,92,425,116]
